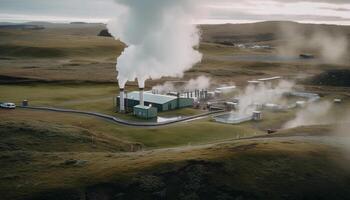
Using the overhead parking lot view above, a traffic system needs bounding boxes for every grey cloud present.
[272,0,350,4]
[0,0,116,18]
[319,7,350,11]
[213,0,350,5]
[208,9,350,22]
[0,0,350,24]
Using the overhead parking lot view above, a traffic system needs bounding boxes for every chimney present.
[119,88,125,113]
[177,92,180,108]
[139,88,144,106]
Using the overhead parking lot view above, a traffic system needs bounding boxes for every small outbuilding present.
[334,99,342,104]
[133,105,158,119]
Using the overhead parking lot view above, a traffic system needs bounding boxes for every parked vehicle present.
[0,102,16,109]
[299,54,315,59]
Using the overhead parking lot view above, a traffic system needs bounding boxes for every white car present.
[0,102,16,109]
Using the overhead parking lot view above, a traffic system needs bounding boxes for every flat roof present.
[134,105,153,110]
[248,80,261,84]
[258,76,282,81]
[125,91,177,104]
[216,86,236,90]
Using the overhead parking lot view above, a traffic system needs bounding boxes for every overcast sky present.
[0,0,350,25]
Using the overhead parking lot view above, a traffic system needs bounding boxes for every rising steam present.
[237,80,295,115]
[278,23,349,63]
[107,0,202,88]
[152,76,211,94]
[184,76,211,91]
[335,112,350,136]
[283,101,333,129]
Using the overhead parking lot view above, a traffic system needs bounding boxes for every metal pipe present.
[119,88,125,112]
[139,88,144,106]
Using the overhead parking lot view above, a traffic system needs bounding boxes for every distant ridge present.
[98,29,112,37]
[0,24,44,30]
[70,22,88,24]
[200,21,350,44]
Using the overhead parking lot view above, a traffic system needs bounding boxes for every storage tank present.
[296,101,306,108]
[252,111,262,121]
[22,100,29,107]
[334,99,342,104]
[139,88,144,106]
[119,88,125,113]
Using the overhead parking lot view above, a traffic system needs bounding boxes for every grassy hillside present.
[1,137,350,200]
[0,120,134,152]
[0,21,348,84]
[0,109,264,149]
[0,29,124,58]
[200,21,350,44]
[308,69,350,87]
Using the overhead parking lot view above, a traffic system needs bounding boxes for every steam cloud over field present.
[335,112,350,139]
[152,76,211,93]
[237,80,295,116]
[284,101,333,128]
[107,0,202,88]
[278,23,349,63]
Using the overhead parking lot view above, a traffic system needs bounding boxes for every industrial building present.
[258,76,281,82]
[247,76,282,86]
[133,105,158,119]
[117,91,194,113]
[215,86,236,95]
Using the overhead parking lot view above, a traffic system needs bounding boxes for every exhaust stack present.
[119,88,125,113]
[139,88,144,106]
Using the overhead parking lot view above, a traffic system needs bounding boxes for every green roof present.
[125,91,177,104]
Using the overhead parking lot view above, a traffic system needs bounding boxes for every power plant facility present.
[212,79,324,124]
[116,88,194,119]
[115,76,327,123]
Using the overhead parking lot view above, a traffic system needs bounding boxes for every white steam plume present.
[278,23,349,63]
[107,0,202,88]
[283,101,333,129]
[184,76,211,91]
[335,112,350,136]
[152,76,211,94]
[237,80,295,115]
[152,82,176,94]
[333,110,350,156]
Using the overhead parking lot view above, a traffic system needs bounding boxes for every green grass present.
[2,82,348,149]
[0,83,118,112]
[0,120,133,152]
[253,110,296,130]
[158,108,205,117]
[0,83,205,119]
[119,120,260,148]
[1,139,349,200]
[0,28,124,59]
[0,83,308,149]
[0,109,262,149]
[0,83,270,149]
